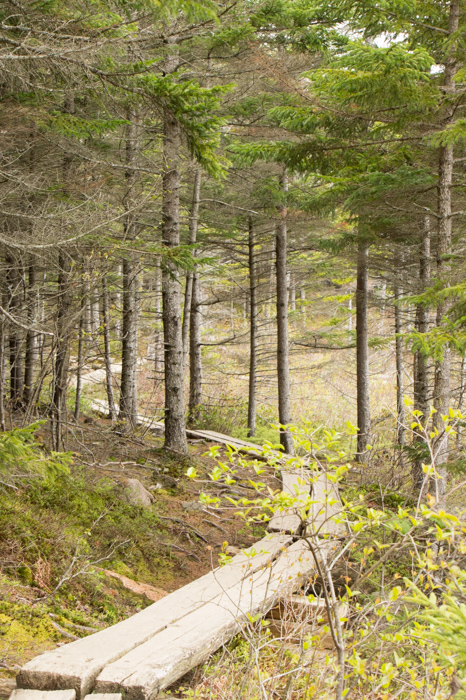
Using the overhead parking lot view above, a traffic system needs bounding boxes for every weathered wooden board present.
[94,539,328,700]
[268,469,311,534]
[309,472,345,536]
[10,691,75,700]
[185,428,267,454]
[17,535,291,699]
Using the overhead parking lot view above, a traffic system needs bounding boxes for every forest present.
[1,0,466,698]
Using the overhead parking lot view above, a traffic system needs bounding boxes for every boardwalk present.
[13,420,344,700]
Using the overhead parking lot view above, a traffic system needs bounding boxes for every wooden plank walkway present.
[13,407,345,700]
[16,534,337,700]
[17,535,291,698]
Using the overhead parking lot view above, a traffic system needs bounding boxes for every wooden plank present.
[309,472,345,536]
[83,694,121,700]
[94,539,329,700]
[10,691,75,700]
[186,428,264,452]
[268,469,311,534]
[17,535,291,699]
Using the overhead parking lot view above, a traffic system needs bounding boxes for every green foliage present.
[139,74,232,176]
[407,570,466,698]
[187,407,466,697]
[0,423,72,487]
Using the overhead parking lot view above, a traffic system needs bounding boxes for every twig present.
[204,519,229,536]
[49,619,79,640]
[158,516,208,543]
[158,541,201,562]
[49,614,98,633]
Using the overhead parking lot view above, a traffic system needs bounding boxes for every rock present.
[181,501,204,512]
[154,475,177,490]
[125,479,154,507]
[225,546,241,556]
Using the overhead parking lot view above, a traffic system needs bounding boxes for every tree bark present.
[74,298,84,423]
[52,252,71,450]
[102,275,117,420]
[276,170,293,455]
[119,112,140,428]
[413,217,431,492]
[356,238,371,462]
[6,254,24,408]
[188,270,202,426]
[247,216,257,437]
[0,287,5,431]
[457,353,465,449]
[23,259,36,408]
[162,102,188,453]
[394,279,405,450]
[119,257,139,426]
[182,167,202,365]
[432,0,459,503]
[154,257,164,376]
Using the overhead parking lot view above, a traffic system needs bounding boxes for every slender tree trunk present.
[102,276,117,420]
[119,112,140,428]
[52,252,71,450]
[300,287,306,315]
[119,257,139,426]
[247,217,257,437]
[0,287,5,431]
[457,352,466,449]
[115,264,122,336]
[413,217,431,492]
[6,255,24,407]
[154,257,163,376]
[162,101,188,453]
[74,301,84,423]
[132,287,139,420]
[289,272,296,312]
[356,238,371,462]
[182,167,202,364]
[276,170,293,454]
[23,260,36,408]
[394,279,405,450]
[188,270,202,426]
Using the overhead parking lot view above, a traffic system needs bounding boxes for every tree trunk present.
[74,300,84,423]
[154,257,164,376]
[52,252,71,450]
[0,287,5,431]
[247,216,257,438]
[162,102,188,453]
[188,270,202,426]
[6,254,24,408]
[289,272,296,312]
[432,0,459,504]
[457,352,466,449]
[182,167,202,365]
[102,276,117,420]
[356,238,371,462]
[23,259,36,408]
[276,170,293,455]
[119,257,139,426]
[394,279,405,450]
[119,111,140,428]
[300,287,306,315]
[413,217,431,493]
